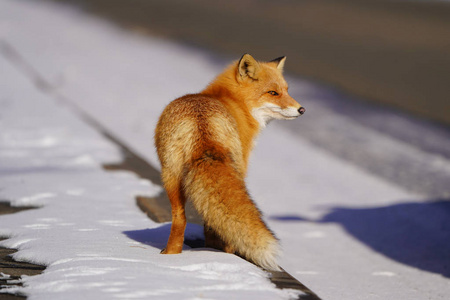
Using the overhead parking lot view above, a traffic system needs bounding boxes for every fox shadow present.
[271,200,450,278]
[123,223,205,251]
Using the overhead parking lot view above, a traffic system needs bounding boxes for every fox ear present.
[238,54,260,81]
[270,56,286,72]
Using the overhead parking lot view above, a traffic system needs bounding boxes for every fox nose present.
[298,107,306,115]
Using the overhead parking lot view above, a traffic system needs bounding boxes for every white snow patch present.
[302,231,326,239]
[295,271,319,275]
[372,271,397,277]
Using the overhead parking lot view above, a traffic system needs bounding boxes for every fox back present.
[155,54,304,271]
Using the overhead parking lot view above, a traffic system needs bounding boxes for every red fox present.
[155,54,305,271]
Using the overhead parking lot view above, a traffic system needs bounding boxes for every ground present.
[0,0,449,299]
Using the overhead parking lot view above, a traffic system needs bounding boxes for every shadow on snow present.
[271,199,450,278]
[123,223,204,251]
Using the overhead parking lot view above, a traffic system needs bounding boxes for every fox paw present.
[160,247,182,254]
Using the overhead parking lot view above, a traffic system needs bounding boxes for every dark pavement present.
[0,204,44,300]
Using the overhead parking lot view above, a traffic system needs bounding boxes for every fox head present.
[236,54,305,127]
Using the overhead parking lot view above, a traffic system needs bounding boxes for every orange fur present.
[154,54,304,271]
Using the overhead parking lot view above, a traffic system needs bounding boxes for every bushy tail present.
[183,153,281,271]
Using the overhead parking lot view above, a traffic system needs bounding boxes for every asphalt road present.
[55,0,450,126]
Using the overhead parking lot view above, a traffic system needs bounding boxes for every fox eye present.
[268,91,279,96]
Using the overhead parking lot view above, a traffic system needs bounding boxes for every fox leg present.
[161,177,186,254]
[204,225,224,250]
[204,225,235,253]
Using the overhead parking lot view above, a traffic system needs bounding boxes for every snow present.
[1,0,449,299]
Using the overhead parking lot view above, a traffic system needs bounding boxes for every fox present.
[154,54,305,271]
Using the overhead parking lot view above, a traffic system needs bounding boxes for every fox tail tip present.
[253,240,282,272]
